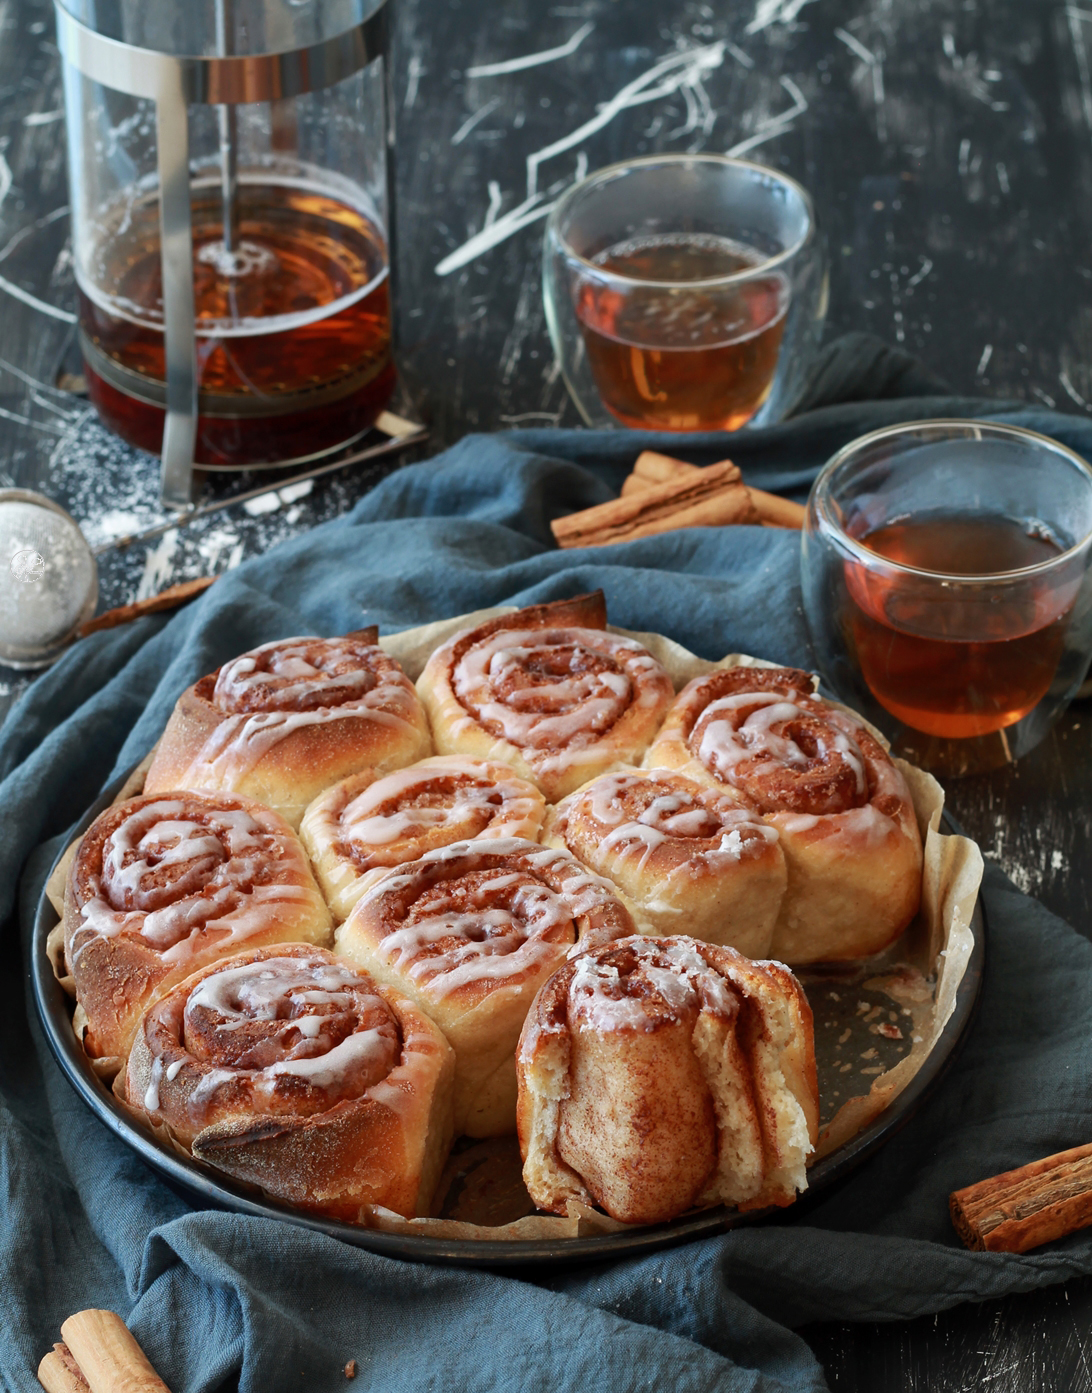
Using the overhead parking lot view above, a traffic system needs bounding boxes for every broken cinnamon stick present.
[37,1344,90,1393]
[619,451,807,529]
[950,1141,1092,1253]
[59,1310,171,1393]
[551,460,758,549]
[78,577,216,638]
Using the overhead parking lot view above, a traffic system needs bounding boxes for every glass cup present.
[801,420,1092,776]
[543,154,827,432]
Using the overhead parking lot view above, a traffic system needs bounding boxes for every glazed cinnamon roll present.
[121,944,455,1221]
[144,629,432,829]
[300,756,547,922]
[64,792,332,1064]
[517,936,819,1225]
[542,768,786,958]
[335,837,634,1137]
[646,667,923,963]
[416,593,674,803]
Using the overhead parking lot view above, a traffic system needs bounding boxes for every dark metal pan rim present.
[31,765,985,1268]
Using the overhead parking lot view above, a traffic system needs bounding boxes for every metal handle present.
[156,76,198,512]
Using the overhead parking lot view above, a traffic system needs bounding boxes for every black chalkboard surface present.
[1,0,1092,1386]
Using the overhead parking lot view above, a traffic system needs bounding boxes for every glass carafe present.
[56,0,394,504]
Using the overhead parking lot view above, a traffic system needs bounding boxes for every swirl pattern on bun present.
[121,944,454,1220]
[64,792,332,1065]
[145,630,431,828]
[646,667,923,964]
[300,756,546,922]
[416,593,674,803]
[543,767,786,958]
[335,836,634,1137]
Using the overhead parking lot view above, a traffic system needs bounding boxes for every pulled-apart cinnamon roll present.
[542,768,786,958]
[416,593,675,803]
[121,944,454,1220]
[646,667,923,963]
[517,936,819,1225]
[300,756,546,922]
[64,791,332,1065]
[335,836,634,1137]
[145,630,432,828]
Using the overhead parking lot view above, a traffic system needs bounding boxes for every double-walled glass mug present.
[543,155,827,432]
[57,0,394,503]
[801,420,1092,776]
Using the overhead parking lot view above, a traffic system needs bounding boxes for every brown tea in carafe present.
[78,180,394,467]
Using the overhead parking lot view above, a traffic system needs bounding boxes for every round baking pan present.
[32,765,985,1268]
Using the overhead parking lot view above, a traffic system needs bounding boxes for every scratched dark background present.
[2,0,1092,1385]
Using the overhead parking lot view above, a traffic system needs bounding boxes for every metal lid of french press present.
[0,489,97,669]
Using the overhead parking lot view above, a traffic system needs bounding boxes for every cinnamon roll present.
[145,630,432,829]
[646,667,923,964]
[64,792,332,1064]
[517,936,819,1226]
[542,768,786,958]
[416,593,675,803]
[121,944,455,1221]
[300,756,547,922]
[335,837,634,1137]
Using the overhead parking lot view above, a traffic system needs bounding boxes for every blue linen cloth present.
[5,340,1092,1392]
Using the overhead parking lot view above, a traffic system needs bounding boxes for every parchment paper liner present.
[45,607,983,1241]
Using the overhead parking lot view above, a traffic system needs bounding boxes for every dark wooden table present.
[4,0,1092,1386]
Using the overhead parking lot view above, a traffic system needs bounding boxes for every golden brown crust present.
[516,935,818,1225]
[646,669,923,963]
[120,944,454,1220]
[64,791,332,1064]
[416,594,674,803]
[300,756,546,922]
[144,633,432,829]
[335,837,634,1137]
[542,767,786,958]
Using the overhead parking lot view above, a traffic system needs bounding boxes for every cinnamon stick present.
[552,460,758,549]
[37,1345,90,1393]
[747,487,807,530]
[619,451,807,529]
[620,450,701,495]
[950,1141,1092,1253]
[78,577,216,638]
[59,1311,171,1393]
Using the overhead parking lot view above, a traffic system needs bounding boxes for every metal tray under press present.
[32,766,985,1268]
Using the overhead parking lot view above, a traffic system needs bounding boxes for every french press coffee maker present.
[56,0,394,507]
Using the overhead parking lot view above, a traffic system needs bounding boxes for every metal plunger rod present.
[215,0,238,253]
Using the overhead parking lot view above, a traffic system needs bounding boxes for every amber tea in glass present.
[802,421,1092,775]
[544,155,827,432]
[574,233,789,431]
[845,514,1071,738]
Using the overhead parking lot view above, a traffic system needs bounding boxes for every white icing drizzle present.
[568,938,736,1033]
[448,626,670,756]
[73,799,316,967]
[175,637,423,787]
[694,691,867,798]
[569,771,778,874]
[160,954,401,1119]
[338,760,540,857]
[360,837,624,998]
[214,637,381,712]
[378,880,571,997]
